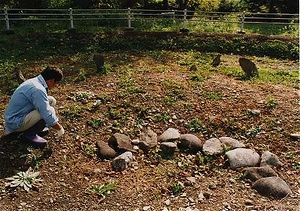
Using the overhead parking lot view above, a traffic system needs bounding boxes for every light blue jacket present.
[4,75,58,133]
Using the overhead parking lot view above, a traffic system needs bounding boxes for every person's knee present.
[48,96,57,106]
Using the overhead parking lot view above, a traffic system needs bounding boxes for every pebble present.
[165,199,171,206]
[143,206,151,211]
[245,199,253,205]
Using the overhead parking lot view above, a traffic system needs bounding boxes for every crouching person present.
[4,66,65,148]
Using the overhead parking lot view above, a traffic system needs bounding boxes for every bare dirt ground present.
[0,50,299,211]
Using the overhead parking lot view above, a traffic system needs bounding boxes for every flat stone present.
[202,138,223,155]
[158,128,180,142]
[219,136,245,149]
[243,166,278,182]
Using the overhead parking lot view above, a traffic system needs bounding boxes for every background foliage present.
[0,0,298,13]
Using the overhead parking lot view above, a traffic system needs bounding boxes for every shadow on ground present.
[0,135,52,179]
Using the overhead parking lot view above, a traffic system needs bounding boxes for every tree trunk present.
[162,0,169,9]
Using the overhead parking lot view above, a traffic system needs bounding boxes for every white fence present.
[0,8,298,33]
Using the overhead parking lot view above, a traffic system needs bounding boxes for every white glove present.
[56,127,65,137]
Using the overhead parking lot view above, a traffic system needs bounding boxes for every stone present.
[219,136,245,149]
[252,177,292,198]
[290,132,300,140]
[243,166,278,182]
[158,128,180,142]
[108,133,135,153]
[211,54,221,67]
[138,128,158,152]
[111,151,134,171]
[178,134,203,153]
[202,138,223,155]
[160,142,177,155]
[239,57,258,78]
[260,151,283,167]
[96,140,117,159]
[93,53,105,73]
[225,148,260,169]
[189,64,197,71]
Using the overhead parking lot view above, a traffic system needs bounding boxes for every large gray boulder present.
[225,148,260,169]
[252,177,292,198]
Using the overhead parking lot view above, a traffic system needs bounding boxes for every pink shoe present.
[21,134,47,148]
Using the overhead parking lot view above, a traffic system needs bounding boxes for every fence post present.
[4,7,10,30]
[238,11,246,34]
[172,9,175,23]
[69,8,74,29]
[180,9,189,32]
[127,8,132,28]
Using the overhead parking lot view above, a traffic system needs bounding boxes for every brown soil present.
[0,50,299,211]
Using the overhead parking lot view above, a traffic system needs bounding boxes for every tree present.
[242,0,299,13]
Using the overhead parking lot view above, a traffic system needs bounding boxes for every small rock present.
[245,199,253,205]
[160,142,177,155]
[165,199,171,206]
[243,166,278,182]
[202,138,223,155]
[290,132,300,140]
[178,134,203,153]
[260,151,283,167]
[111,151,134,171]
[158,128,180,142]
[108,133,135,153]
[138,128,158,152]
[143,206,151,211]
[96,140,117,159]
[239,57,258,78]
[219,136,245,149]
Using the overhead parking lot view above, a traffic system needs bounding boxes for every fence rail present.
[0,8,298,34]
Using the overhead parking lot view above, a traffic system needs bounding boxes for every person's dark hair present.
[41,66,63,82]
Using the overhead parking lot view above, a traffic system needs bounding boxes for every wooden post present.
[4,7,10,30]
[238,11,246,34]
[127,8,132,28]
[69,8,74,29]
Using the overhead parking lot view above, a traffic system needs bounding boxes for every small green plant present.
[168,183,184,195]
[203,91,223,100]
[61,105,83,120]
[264,96,277,109]
[196,152,217,165]
[187,118,206,132]
[73,68,87,82]
[236,172,248,180]
[190,74,204,82]
[81,143,97,157]
[291,161,300,169]
[72,91,94,102]
[87,117,104,129]
[86,183,117,198]
[5,167,42,192]
[108,107,127,120]
[153,112,171,123]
